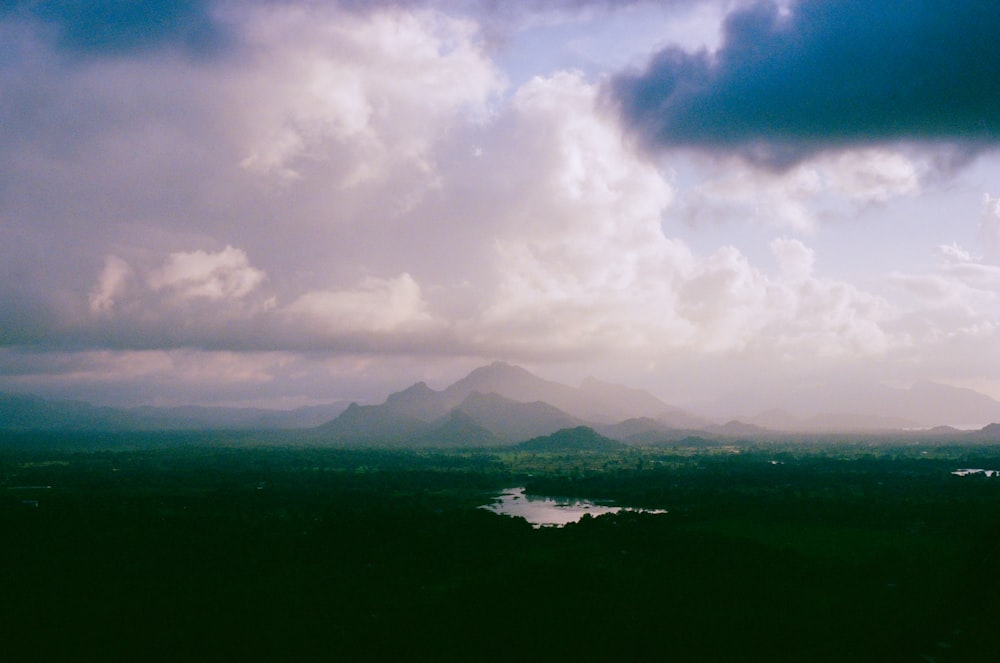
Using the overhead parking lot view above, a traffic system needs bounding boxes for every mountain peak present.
[440,362,692,424]
[387,381,435,401]
[382,381,446,421]
[466,361,532,379]
[443,362,552,404]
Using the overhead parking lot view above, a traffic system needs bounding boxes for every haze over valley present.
[5,362,1000,442]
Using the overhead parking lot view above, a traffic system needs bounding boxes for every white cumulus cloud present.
[980,194,1000,261]
[286,273,439,335]
[676,147,922,231]
[89,255,133,314]
[231,5,505,184]
[148,245,267,300]
[457,73,894,360]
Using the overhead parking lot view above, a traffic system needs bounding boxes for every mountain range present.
[313,361,1000,445]
[703,379,1000,430]
[0,392,350,432]
[3,361,1000,445]
[316,361,693,446]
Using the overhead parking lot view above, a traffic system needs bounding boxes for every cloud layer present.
[2,0,999,406]
[1,0,222,56]
[611,0,1000,166]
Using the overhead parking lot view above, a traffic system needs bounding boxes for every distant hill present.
[315,402,429,445]
[125,402,351,430]
[314,361,698,447]
[439,361,695,423]
[704,420,770,438]
[409,410,502,448]
[249,403,352,429]
[0,392,349,432]
[0,393,137,431]
[656,410,716,431]
[920,425,963,437]
[18,361,995,442]
[971,423,1000,440]
[746,408,917,433]
[746,409,802,431]
[902,382,1000,428]
[315,387,581,448]
[597,417,673,443]
[382,382,450,421]
[578,376,706,424]
[516,426,627,452]
[721,381,1000,430]
[0,362,706,443]
[799,412,918,432]
[455,391,580,442]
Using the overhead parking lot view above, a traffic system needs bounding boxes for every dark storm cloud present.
[0,0,224,56]
[610,0,1000,167]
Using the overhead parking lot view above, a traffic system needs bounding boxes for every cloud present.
[1,0,998,407]
[232,4,504,183]
[1,0,223,57]
[823,149,921,203]
[52,67,892,363]
[148,246,266,300]
[75,246,278,352]
[463,73,894,359]
[980,194,1000,261]
[610,0,1000,166]
[889,243,1000,342]
[89,255,133,314]
[770,237,814,280]
[286,273,440,334]
[81,249,441,351]
[0,2,501,343]
[677,157,822,231]
[675,147,923,230]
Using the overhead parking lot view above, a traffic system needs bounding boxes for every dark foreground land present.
[2,433,999,662]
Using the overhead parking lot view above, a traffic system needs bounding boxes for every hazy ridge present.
[4,361,1000,444]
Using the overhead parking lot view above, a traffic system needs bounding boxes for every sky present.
[2,0,1000,411]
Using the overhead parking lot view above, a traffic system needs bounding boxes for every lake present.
[481,487,667,528]
[952,468,999,477]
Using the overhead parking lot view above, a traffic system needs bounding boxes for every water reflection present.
[481,487,666,528]
[952,468,999,477]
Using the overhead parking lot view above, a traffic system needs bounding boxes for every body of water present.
[952,468,999,477]
[481,487,666,528]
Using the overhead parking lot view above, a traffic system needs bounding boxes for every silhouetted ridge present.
[516,426,626,452]
[410,410,501,448]
[317,402,428,444]
[383,381,447,421]
[443,361,574,405]
[455,391,580,442]
[977,423,1000,438]
[0,391,350,431]
[440,361,690,423]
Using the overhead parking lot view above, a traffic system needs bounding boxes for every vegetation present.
[2,432,999,661]
[515,425,626,452]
